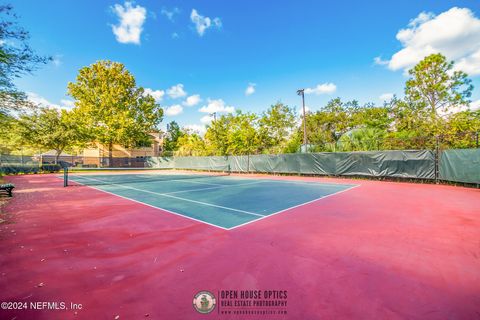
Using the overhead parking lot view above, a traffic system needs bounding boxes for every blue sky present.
[11,0,480,133]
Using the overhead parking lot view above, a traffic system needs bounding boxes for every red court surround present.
[0,173,479,319]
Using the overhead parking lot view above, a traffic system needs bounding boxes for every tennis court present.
[1,172,480,319]
[65,169,357,229]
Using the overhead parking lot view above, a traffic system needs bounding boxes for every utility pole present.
[297,89,308,151]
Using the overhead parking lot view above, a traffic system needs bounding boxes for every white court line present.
[72,175,264,217]
[74,173,225,187]
[159,193,264,217]
[226,184,360,230]
[132,176,225,186]
[67,179,230,230]
[164,181,265,195]
[66,175,359,231]
[168,179,224,186]
[257,179,358,187]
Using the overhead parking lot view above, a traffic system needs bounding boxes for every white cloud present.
[166,84,187,99]
[144,88,165,102]
[171,32,179,39]
[164,104,183,116]
[245,83,256,96]
[27,93,75,110]
[200,114,213,124]
[373,56,389,66]
[27,92,60,109]
[190,9,222,36]
[182,94,201,107]
[111,1,147,45]
[471,99,480,111]
[379,93,394,101]
[184,124,206,135]
[60,99,75,109]
[456,49,480,76]
[199,98,235,113]
[376,7,480,75]
[161,7,180,21]
[436,99,480,116]
[304,83,337,95]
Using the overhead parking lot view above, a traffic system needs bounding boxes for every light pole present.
[297,89,308,151]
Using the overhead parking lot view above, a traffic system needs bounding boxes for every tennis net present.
[63,165,231,187]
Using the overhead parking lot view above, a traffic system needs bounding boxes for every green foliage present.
[258,102,296,153]
[67,60,163,153]
[14,108,82,162]
[352,104,392,131]
[282,131,302,153]
[0,4,50,114]
[2,53,477,158]
[0,112,19,151]
[337,128,386,151]
[204,115,230,155]
[304,98,361,147]
[405,53,473,119]
[175,132,206,156]
[204,111,260,155]
[441,110,480,148]
[164,121,183,152]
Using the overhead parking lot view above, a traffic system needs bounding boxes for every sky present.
[11,0,480,133]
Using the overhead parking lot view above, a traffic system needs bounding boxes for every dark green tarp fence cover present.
[3,149,477,184]
[147,150,436,180]
[439,149,480,184]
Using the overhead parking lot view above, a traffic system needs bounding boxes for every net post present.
[63,166,68,187]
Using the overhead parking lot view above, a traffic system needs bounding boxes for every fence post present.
[476,132,479,148]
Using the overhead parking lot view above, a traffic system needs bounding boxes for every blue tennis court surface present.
[67,172,357,229]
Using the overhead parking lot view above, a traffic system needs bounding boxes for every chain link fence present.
[1,132,478,185]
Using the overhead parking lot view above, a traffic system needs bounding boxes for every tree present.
[204,115,230,155]
[67,60,163,165]
[0,4,50,114]
[0,112,20,152]
[225,111,260,155]
[164,121,183,152]
[405,53,473,122]
[203,111,261,155]
[175,132,206,156]
[258,102,296,153]
[352,104,392,131]
[304,98,356,150]
[282,131,302,153]
[442,110,480,148]
[15,108,83,163]
[338,128,386,151]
